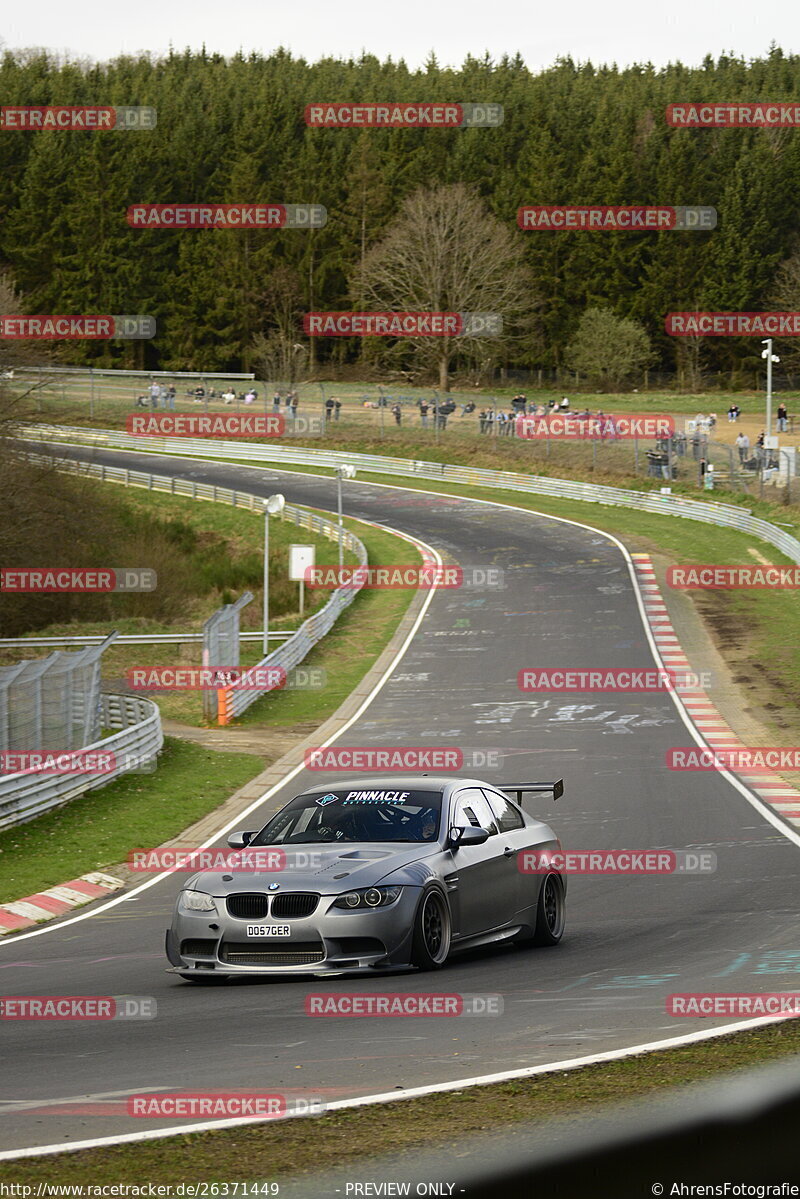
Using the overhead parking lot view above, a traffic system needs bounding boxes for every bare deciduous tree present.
[770,252,800,376]
[251,266,309,389]
[352,183,540,390]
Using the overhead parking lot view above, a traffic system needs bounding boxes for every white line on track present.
[2,454,797,1160]
[0,1017,792,1161]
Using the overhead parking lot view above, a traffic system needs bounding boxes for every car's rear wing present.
[500,780,564,804]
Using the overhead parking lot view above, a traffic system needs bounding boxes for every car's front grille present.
[271,892,319,919]
[220,941,325,966]
[180,939,217,957]
[226,892,320,920]
[226,893,270,919]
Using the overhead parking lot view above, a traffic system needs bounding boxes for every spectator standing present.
[777,403,789,433]
[419,400,429,428]
[290,392,299,418]
[478,409,487,433]
[392,402,402,426]
[736,431,750,463]
[159,384,169,409]
[334,398,342,422]
[325,397,334,421]
[272,391,282,412]
[167,385,176,410]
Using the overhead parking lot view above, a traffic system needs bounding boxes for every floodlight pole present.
[335,465,356,567]
[263,494,285,655]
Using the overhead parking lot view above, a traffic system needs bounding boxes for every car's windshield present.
[251,788,444,844]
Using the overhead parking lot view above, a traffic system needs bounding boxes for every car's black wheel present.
[531,872,566,946]
[178,973,230,984]
[411,888,451,970]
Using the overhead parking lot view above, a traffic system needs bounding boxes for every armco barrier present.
[0,694,162,831]
[22,449,369,724]
[23,424,800,566]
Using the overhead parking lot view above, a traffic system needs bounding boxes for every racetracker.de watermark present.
[667,747,800,772]
[127,667,286,691]
[0,750,159,777]
[666,312,800,336]
[0,567,156,592]
[515,413,675,439]
[0,106,156,130]
[127,204,326,228]
[127,1093,324,1118]
[304,102,503,127]
[305,993,503,1016]
[0,751,116,776]
[128,848,328,872]
[303,312,502,337]
[518,206,716,231]
[666,102,800,127]
[667,565,800,589]
[518,668,711,692]
[0,996,156,1019]
[125,413,322,436]
[519,849,716,874]
[303,746,504,771]
[667,993,800,1017]
[305,565,462,589]
[0,316,155,339]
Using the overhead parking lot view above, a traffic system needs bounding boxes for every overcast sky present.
[2,0,799,73]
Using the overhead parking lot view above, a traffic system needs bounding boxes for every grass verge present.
[1,1021,798,1183]
[0,737,263,904]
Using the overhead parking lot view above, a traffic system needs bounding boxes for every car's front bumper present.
[166,889,421,976]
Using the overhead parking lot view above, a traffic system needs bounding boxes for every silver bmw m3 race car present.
[165,774,566,980]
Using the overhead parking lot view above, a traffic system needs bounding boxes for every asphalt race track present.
[2,447,798,1153]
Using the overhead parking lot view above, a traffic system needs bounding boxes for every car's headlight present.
[332,886,402,910]
[179,889,216,913]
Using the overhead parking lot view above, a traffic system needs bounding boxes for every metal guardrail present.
[0,694,162,831]
[24,424,800,566]
[0,632,293,650]
[22,449,369,724]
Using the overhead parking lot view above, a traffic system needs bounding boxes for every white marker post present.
[263,494,286,655]
[289,544,315,618]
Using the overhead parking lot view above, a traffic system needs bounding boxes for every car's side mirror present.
[227,830,257,849]
[449,825,490,849]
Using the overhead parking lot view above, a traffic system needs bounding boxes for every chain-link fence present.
[0,634,116,756]
[202,592,253,722]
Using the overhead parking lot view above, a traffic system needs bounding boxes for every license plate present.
[246,924,291,937]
